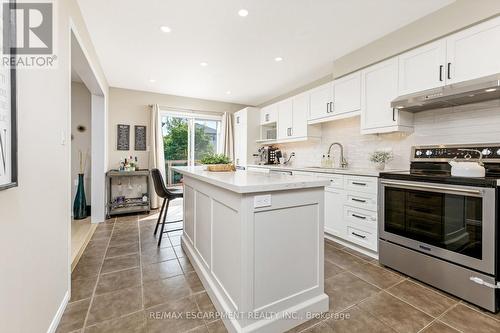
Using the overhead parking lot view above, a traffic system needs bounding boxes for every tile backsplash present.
[277,100,500,170]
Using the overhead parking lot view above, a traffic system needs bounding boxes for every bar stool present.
[151,168,183,246]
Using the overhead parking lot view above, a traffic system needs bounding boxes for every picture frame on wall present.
[116,124,130,151]
[0,0,18,191]
[134,125,146,151]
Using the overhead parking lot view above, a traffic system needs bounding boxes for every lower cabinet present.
[325,188,346,238]
[311,172,379,252]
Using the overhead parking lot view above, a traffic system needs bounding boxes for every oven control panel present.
[412,144,500,162]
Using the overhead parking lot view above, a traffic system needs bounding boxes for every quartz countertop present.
[247,164,406,177]
[172,166,330,194]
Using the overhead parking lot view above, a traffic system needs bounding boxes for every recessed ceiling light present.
[226,90,231,95]
[238,9,249,17]
[485,88,497,92]
[160,26,171,33]
[149,79,156,83]
[200,62,208,67]
[274,57,283,62]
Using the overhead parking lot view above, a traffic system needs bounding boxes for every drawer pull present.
[352,213,367,220]
[351,198,366,203]
[351,232,366,239]
[352,182,367,186]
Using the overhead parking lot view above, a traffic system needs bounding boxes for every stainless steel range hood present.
[391,73,500,112]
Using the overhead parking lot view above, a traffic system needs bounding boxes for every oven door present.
[379,179,496,275]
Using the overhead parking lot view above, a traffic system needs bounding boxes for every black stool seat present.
[151,169,183,246]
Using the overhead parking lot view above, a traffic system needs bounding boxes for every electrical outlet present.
[254,194,272,208]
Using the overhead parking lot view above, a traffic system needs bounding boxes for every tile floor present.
[57,212,500,333]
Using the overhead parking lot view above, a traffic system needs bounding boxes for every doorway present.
[70,26,107,270]
[161,111,222,186]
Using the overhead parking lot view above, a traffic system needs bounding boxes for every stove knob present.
[416,150,423,156]
[482,148,492,156]
[425,150,433,156]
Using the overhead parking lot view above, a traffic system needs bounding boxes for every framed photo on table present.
[0,0,18,191]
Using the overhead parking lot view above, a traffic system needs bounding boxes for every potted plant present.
[369,150,393,171]
[200,153,235,172]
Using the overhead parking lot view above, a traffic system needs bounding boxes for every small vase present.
[73,173,88,220]
[375,162,386,171]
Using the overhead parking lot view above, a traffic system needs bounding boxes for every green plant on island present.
[200,153,231,165]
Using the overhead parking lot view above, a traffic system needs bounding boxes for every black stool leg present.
[158,199,170,247]
[154,198,167,236]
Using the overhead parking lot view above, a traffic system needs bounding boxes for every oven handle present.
[380,180,483,196]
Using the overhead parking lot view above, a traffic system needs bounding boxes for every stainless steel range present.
[379,143,500,312]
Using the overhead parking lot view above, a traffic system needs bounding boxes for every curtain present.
[220,112,234,161]
[149,104,165,209]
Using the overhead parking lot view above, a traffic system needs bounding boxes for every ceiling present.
[77,0,454,106]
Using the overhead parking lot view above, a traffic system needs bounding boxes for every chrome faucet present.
[327,142,348,169]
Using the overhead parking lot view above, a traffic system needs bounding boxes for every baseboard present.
[46,290,69,333]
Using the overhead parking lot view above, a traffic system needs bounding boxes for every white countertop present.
[247,164,405,177]
[172,166,330,194]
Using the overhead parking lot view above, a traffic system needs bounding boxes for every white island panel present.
[212,200,241,310]
[254,204,320,310]
[195,190,212,268]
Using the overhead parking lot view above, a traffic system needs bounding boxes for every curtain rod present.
[147,104,225,116]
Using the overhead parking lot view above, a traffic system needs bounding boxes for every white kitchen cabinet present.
[361,58,413,134]
[325,188,346,238]
[260,104,278,125]
[398,40,447,95]
[308,82,333,121]
[291,92,309,138]
[446,16,500,84]
[333,72,361,116]
[233,107,260,168]
[277,99,293,140]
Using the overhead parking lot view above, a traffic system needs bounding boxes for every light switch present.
[254,194,272,208]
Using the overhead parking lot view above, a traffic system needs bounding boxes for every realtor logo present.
[3,2,53,54]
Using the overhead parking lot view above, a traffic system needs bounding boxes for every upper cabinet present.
[308,82,333,121]
[332,72,361,116]
[260,104,278,125]
[361,58,413,134]
[234,108,260,167]
[277,98,293,139]
[277,93,320,141]
[398,16,500,95]
[308,72,361,124]
[398,40,447,95]
[446,16,500,84]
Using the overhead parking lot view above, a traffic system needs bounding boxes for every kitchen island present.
[172,166,330,333]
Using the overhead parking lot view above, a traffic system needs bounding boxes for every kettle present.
[449,149,485,178]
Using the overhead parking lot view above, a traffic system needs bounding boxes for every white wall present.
[107,87,246,170]
[278,100,500,170]
[261,0,500,107]
[71,82,91,204]
[0,1,109,332]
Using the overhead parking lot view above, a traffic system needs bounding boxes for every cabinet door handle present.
[330,101,334,113]
[326,102,329,113]
[392,108,396,122]
[289,127,292,136]
[352,213,367,220]
[351,232,367,239]
[447,62,452,80]
[236,116,240,124]
[265,114,269,122]
[352,198,366,203]
[352,182,367,186]
[439,65,443,82]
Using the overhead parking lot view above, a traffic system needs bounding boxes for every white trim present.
[46,291,70,333]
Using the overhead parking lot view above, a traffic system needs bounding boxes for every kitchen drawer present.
[315,173,345,190]
[346,192,377,211]
[345,176,377,194]
[344,205,377,229]
[346,225,377,251]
